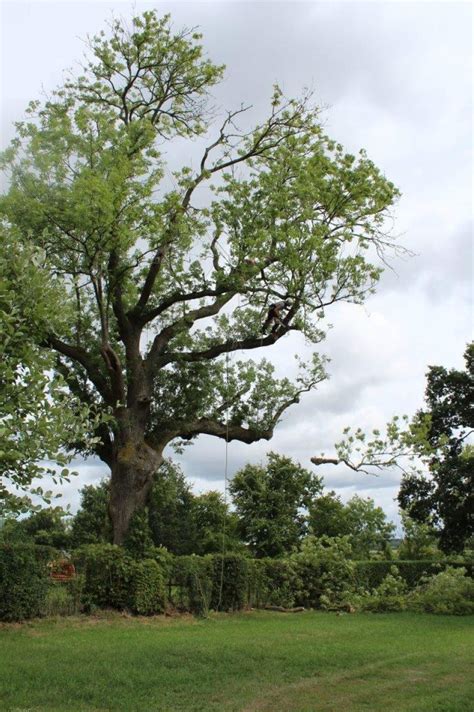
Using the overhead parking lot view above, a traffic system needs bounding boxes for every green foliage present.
[12,508,71,549]
[72,543,167,614]
[170,554,250,615]
[309,492,348,538]
[131,559,167,615]
[408,566,474,615]
[41,577,85,617]
[309,492,395,558]
[398,511,441,560]
[291,536,357,609]
[399,345,474,553]
[210,554,249,612]
[170,555,214,616]
[0,224,99,514]
[192,492,242,556]
[123,508,154,558]
[147,461,198,555]
[230,453,323,557]
[69,461,241,556]
[0,543,50,621]
[70,481,111,546]
[359,566,408,612]
[0,9,400,541]
[252,558,300,608]
[73,544,133,610]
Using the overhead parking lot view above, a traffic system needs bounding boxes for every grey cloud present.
[1,2,471,529]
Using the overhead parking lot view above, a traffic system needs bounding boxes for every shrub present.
[73,544,133,610]
[130,559,167,615]
[170,555,214,615]
[0,543,50,621]
[352,559,470,590]
[72,544,167,614]
[292,536,357,610]
[42,584,77,617]
[258,559,300,608]
[210,554,249,611]
[360,566,408,612]
[408,566,474,615]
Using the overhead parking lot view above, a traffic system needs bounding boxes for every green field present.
[0,611,472,711]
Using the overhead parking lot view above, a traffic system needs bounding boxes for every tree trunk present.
[109,435,163,545]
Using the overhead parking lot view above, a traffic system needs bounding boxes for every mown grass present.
[0,611,472,711]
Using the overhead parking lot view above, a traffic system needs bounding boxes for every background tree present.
[0,11,399,543]
[397,511,440,560]
[343,495,394,558]
[70,460,240,555]
[191,491,242,555]
[70,481,111,546]
[230,452,323,557]
[309,491,394,557]
[0,508,70,549]
[313,344,473,554]
[146,460,196,555]
[309,492,350,539]
[398,343,473,553]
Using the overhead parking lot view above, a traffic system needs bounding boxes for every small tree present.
[230,452,323,557]
[1,11,399,542]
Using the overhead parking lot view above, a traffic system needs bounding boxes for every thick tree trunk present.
[109,433,163,545]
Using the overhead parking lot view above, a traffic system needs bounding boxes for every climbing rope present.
[217,347,231,612]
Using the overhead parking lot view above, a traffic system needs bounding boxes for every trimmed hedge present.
[0,543,50,621]
[72,544,167,614]
[170,555,214,614]
[3,542,472,620]
[210,554,249,611]
[353,559,472,591]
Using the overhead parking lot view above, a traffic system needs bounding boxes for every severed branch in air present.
[311,415,433,477]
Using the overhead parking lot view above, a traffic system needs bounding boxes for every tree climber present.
[261,300,291,333]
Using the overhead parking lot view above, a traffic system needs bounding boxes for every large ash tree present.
[0,12,399,543]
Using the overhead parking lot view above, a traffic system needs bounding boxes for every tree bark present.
[108,414,163,545]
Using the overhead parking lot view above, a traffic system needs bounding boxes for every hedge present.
[0,543,51,621]
[353,559,472,591]
[72,544,167,614]
[3,542,473,621]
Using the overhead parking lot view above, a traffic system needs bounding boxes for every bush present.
[359,566,408,612]
[0,543,50,621]
[256,559,300,608]
[73,544,133,610]
[72,544,167,614]
[42,583,78,617]
[408,567,474,615]
[352,559,471,590]
[169,554,251,614]
[170,555,214,615]
[291,536,357,610]
[210,554,249,611]
[130,559,166,615]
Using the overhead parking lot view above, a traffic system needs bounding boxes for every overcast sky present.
[1,1,472,529]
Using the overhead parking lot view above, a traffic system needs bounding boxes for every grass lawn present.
[0,611,472,711]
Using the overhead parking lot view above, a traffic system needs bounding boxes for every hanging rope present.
[217,347,231,612]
